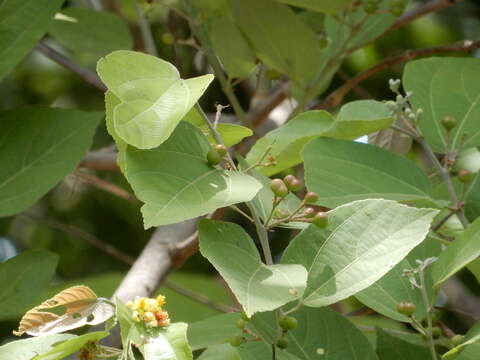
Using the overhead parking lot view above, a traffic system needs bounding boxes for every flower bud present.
[237,319,246,329]
[432,326,442,339]
[312,212,328,228]
[271,179,289,198]
[396,301,416,317]
[283,174,302,192]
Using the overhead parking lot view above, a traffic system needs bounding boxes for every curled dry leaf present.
[14,286,114,337]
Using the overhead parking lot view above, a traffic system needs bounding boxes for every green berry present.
[451,334,464,346]
[214,144,228,156]
[396,301,416,317]
[284,175,302,192]
[304,191,319,204]
[279,316,298,331]
[237,319,246,329]
[318,35,329,49]
[441,115,457,131]
[161,32,175,45]
[276,338,289,349]
[228,336,244,347]
[303,207,316,218]
[241,312,250,321]
[431,326,442,339]
[207,149,222,166]
[271,179,289,198]
[458,169,474,183]
[312,212,328,228]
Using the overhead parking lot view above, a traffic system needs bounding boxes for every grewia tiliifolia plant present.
[1,0,480,359]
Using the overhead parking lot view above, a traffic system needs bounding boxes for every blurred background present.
[0,0,479,346]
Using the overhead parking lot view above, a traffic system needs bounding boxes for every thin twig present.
[133,0,158,56]
[80,151,119,172]
[419,265,439,360]
[318,40,480,109]
[22,212,232,313]
[432,211,456,232]
[35,41,107,91]
[74,170,137,203]
[418,137,469,228]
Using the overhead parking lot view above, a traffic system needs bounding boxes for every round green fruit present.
[207,149,222,166]
[432,326,442,339]
[451,334,464,346]
[271,179,289,198]
[236,319,246,329]
[214,144,228,156]
[304,191,319,204]
[441,115,457,131]
[284,175,302,192]
[312,212,328,228]
[161,32,175,45]
[303,207,316,218]
[276,338,289,349]
[279,316,298,331]
[228,336,244,347]
[396,301,416,317]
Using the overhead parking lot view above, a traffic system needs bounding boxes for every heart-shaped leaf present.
[97,50,214,149]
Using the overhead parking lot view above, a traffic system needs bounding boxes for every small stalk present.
[419,267,438,360]
[133,0,158,56]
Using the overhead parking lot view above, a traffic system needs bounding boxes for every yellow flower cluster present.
[126,295,170,328]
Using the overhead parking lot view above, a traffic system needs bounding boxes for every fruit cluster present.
[126,295,170,328]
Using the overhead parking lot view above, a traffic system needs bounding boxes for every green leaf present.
[0,250,58,320]
[204,124,253,148]
[443,321,480,358]
[355,237,441,322]
[49,8,133,56]
[302,137,434,208]
[33,331,109,360]
[0,0,63,80]
[231,0,323,88]
[322,100,394,139]
[376,328,430,360]
[199,219,307,316]
[210,16,256,78]
[142,323,193,360]
[447,344,480,360]
[249,307,378,360]
[97,50,214,149]
[325,0,397,50]
[432,217,480,286]
[0,334,75,360]
[246,110,334,176]
[187,313,241,350]
[282,199,438,307]
[247,101,393,176]
[116,297,143,349]
[403,57,480,152]
[197,344,240,360]
[0,106,102,216]
[124,122,261,228]
[276,0,354,14]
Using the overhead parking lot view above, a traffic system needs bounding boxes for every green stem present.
[133,0,158,56]
[419,267,438,360]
